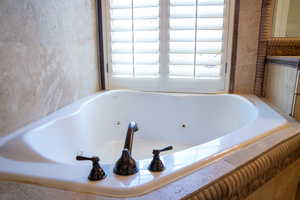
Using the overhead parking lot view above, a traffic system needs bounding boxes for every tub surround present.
[245,157,300,200]
[183,119,300,200]
[0,91,290,198]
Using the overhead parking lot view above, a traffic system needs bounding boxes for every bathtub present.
[0,90,288,197]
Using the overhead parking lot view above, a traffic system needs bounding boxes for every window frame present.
[99,0,236,93]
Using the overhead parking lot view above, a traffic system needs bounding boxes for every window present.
[101,0,233,93]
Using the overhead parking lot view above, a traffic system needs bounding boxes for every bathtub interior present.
[22,92,258,165]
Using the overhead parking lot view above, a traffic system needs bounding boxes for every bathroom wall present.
[233,0,262,94]
[0,0,100,137]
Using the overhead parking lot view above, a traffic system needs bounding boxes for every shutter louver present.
[110,0,160,77]
[169,0,225,78]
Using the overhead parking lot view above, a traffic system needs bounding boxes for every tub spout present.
[124,121,138,155]
[114,121,139,176]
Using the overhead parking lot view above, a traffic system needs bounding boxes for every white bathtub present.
[0,90,288,197]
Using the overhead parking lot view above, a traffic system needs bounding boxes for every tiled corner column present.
[233,0,262,94]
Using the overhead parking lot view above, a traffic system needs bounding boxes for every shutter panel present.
[169,0,225,78]
[110,0,160,77]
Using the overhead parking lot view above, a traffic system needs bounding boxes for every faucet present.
[114,121,139,176]
[123,121,138,154]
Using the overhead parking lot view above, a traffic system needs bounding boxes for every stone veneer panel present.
[0,0,100,137]
[233,0,262,94]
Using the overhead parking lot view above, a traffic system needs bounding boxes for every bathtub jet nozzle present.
[114,121,139,176]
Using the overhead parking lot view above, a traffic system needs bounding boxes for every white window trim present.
[100,0,235,93]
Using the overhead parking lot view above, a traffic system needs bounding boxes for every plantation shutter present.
[110,0,160,77]
[169,0,224,78]
[104,0,231,92]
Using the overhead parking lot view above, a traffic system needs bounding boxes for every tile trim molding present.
[182,131,300,200]
[254,0,274,96]
[267,39,300,56]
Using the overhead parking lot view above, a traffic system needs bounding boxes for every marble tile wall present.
[0,0,100,137]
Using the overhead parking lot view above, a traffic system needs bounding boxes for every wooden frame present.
[254,0,300,96]
[96,0,106,90]
[98,0,235,93]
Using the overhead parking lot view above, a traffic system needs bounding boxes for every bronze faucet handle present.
[76,155,99,163]
[149,146,173,172]
[152,146,173,155]
[76,155,106,181]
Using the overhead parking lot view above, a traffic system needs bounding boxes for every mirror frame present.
[254,0,300,96]
[261,0,300,56]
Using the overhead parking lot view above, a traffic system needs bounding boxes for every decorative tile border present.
[182,131,300,200]
[254,0,274,96]
[267,39,300,56]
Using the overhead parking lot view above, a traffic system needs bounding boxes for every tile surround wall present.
[233,0,262,94]
[0,0,100,137]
